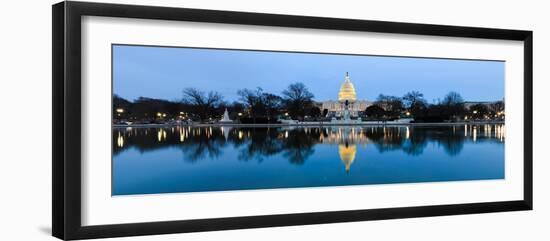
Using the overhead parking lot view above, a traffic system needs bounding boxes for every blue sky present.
[113,45,504,103]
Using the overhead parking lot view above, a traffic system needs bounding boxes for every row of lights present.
[116,109,294,119]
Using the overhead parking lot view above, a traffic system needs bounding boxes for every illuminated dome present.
[338,72,357,102]
[338,143,356,172]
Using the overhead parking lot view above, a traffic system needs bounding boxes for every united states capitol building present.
[319,73,371,118]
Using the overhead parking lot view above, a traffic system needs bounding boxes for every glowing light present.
[157,129,167,142]
[116,132,124,147]
[405,112,411,116]
[116,108,124,113]
[497,125,506,142]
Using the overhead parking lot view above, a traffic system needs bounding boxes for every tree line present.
[114,83,504,124]
[114,82,320,124]
[366,91,504,122]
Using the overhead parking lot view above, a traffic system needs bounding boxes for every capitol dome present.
[338,72,357,102]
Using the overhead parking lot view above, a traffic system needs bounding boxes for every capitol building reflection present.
[317,127,368,172]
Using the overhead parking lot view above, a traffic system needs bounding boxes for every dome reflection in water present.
[112,125,504,195]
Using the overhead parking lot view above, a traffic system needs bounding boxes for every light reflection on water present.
[112,124,505,195]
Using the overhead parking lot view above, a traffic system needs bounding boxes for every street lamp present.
[238,112,242,117]
[116,108,124,113]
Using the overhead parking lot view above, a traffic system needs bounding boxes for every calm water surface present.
[113,124,505,195]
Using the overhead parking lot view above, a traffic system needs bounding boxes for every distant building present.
[463,101,503,110]
[319,73,371,117]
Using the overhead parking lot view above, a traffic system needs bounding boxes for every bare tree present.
[262,93,282,121]
[402,91,427,118]
[182,88,223,122]
[281,82,314,120]
[441,91,465,120]
[237,87,265,120]
[374,94,403,119]
[441,91,464,106]
[237,88,283,122]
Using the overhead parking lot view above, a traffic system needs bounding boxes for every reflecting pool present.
[112,124,505,195]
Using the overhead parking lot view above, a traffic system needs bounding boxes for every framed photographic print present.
[52,1,533,240]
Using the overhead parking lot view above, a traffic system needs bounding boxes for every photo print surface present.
[112,44,505,196]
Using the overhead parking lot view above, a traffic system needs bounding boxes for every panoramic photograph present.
[112,44,505,196]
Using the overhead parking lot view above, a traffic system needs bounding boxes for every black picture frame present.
[52,1,533,240]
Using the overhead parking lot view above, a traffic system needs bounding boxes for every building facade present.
[320,73,371,118]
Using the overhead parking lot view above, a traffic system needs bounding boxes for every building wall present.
[321,100,371,117]
[464,101,503,110]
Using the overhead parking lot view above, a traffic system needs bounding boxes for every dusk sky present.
[113,45,504,103]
